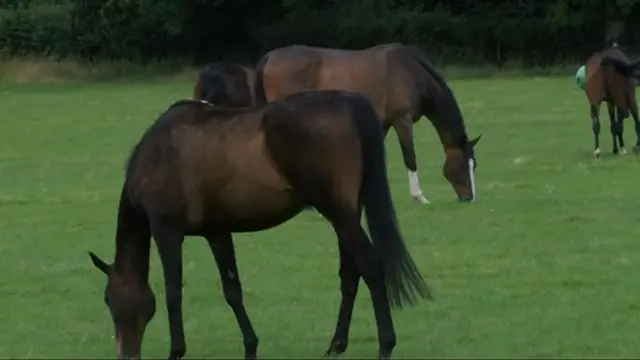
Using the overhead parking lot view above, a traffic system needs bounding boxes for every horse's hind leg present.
[305,191,394,358]
[627,98,640,154]
[607,101,624,155]
[391,114,430,204]
[205,233,259,359]
[327,210,396,359]
[151,219,187,360]
[590,104,603,157]
[612,102,628,155]
[325,240,361,357]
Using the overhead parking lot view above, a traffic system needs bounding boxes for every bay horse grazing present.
[88,90,430,360]
[253,43,481,204]
[584,42,640,157]
[193,61,258,107]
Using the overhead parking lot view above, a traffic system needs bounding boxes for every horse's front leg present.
[391,116,430,204]
[152,221,187,360]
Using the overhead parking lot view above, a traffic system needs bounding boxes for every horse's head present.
[89,252,156,359]
[194,62,255,107]
[443,135,481,202]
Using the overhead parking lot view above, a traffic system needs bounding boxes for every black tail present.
[349,95,432,308]
[254,53,269,105]
[601,56,640,78]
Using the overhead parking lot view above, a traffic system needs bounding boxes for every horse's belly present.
[215,184,304,232]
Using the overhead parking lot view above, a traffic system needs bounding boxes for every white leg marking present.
[593,148,602,157]
[116,333,123,359]
[468,159,476,202]
[408,170,430,204]
[620,147,627,156]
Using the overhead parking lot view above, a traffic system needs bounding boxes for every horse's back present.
[261,43,420,119]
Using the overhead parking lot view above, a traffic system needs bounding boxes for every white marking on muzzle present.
[468,158,476,202]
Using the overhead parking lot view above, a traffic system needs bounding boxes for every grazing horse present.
[584,42,640,157]
[194,45,481,204]
[252,43,481,204]
[88,90,430,360]
[193,62,258,107]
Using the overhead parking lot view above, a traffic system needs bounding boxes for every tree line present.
[0,0,638,67]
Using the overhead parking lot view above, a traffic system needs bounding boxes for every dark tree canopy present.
[0,0,638,66]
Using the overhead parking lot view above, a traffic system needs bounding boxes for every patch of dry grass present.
[0,57,582,84]
[0,57,200,83]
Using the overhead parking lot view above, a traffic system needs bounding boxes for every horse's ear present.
[470,135,482,147]
[88,251,110,275]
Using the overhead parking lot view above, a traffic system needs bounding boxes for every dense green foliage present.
[1,0,639,66]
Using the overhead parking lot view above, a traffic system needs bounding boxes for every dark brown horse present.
[584,42,640,157]
[88,90,430,360]
[193,62,258,107]
[254,43,481,204]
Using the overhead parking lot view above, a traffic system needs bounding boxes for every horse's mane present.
[404,44,470,146]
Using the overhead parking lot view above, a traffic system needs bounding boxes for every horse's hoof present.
[168,349,185,360]
[593,148,601,158]
[412,194,430,204]
[324,341,348,358]
[633,145,640,155]
[620,148,628,156]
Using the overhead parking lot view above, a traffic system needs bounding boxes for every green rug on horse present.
[575,65,586,90]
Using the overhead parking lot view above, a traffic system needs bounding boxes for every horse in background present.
[195,43,481,204]
[584,42,640,157]
[193,62,258,107]
[88,90,430,360]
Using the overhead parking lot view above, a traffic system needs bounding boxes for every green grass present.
[1,76,639,359]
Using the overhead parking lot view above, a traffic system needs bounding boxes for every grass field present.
[1,76,640,359]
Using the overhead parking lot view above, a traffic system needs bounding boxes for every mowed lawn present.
[1,76,639,359]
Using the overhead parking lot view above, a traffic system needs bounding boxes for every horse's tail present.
[601,56,640,79]
[349,94,432,308]
[254,53,270,105]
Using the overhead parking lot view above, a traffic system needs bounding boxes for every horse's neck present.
[430,118,465,151]
[425,93,468,151]
[113,231,151,284]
